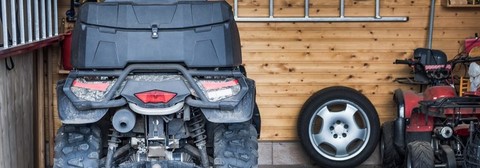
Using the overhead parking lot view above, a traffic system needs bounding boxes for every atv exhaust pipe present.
[112,109,136,133]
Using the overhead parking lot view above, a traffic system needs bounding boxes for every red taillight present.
[135,90,177,104]
[72,79,110,91]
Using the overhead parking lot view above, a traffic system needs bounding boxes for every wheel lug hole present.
[344,124,348,129]
[336,120,341,124]
[342,133,347,137]
[333,134,338,138]
[329,126,334,130]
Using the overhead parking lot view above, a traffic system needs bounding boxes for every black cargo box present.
[71,1,242,69]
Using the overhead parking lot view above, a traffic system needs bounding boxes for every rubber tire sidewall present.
[297,86,380,168]
[381,121,403,168]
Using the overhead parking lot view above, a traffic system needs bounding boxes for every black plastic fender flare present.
[393,89,407,155]
[200,79,257,123]
[57,80,110,124]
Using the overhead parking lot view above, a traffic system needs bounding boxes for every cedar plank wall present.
[0,53,35,168]
[51,0,480,141]
[231,0,480,140]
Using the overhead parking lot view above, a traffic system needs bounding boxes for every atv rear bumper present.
[57,64,256,124]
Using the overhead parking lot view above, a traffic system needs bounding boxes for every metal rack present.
[233,0,409,22]
[1,0,59,49]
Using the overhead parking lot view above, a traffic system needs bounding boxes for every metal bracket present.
[234,0,408,22]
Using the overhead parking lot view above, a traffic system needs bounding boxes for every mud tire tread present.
[214,123,258,168]
[407,141,434,168]
[53,124,101,168]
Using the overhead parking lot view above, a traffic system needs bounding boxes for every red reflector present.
[72,79,110,92]
[134,90,177,104]
[200,79,239,90]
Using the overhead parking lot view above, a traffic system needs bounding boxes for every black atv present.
[53,1,260,167]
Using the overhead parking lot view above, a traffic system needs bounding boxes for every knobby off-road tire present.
[54,124,102,168]
[464,132,480,168]
[297,86,380,168]
[214,122,258,168]
[381,121,402,168]
[406,141,434,168]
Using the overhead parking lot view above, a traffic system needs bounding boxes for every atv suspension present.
[106,130,121,168]
[189,108,209,168]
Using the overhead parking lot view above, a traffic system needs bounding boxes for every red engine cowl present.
[401,87,458,132]
[423,86,456,100]
[403,90,423,119]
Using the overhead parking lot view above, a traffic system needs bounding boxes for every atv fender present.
[200,78,256,123]
[57,80,108,124]
[393,89,406,154]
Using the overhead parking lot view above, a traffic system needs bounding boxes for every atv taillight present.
[135,90,177,104]
[197,78,240,102]
[73,79,110,91]
[71,77,116,101]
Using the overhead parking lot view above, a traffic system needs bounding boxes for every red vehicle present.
[380,48,480,168]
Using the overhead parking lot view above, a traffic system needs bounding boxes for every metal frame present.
[233,0,408,22]
[1,0,59,50]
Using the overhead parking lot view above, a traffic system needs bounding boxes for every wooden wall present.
[230,0,480,140]
[0,53,35,168]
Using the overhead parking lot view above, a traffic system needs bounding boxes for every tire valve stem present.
[189,108,209,168]
[106,129,121,168]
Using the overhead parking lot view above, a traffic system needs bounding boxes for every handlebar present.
[450,56,480,64]
[394,59,414,65]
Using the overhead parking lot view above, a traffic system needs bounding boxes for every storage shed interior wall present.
[233,0,480,140]
[0,53,35,168]
[51,0,480,141]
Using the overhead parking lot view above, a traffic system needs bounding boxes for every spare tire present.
[297,86,380,168]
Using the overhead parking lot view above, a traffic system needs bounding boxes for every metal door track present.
[233,0,409,22]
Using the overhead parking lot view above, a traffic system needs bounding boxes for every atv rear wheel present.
[380,121,402,168]
[406,141,434,168]
[213,122,258,168]
[54,124,102,168]
[297,86,380,168]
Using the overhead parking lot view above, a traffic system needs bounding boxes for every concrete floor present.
[257,142,380,168]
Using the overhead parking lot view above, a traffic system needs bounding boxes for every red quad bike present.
[381,48,480,168]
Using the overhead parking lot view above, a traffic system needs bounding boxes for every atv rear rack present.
[419,97,480,117]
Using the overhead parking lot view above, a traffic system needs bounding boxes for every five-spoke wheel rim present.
[308,99,371,161]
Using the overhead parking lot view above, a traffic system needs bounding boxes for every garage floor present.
[257,142,380,167]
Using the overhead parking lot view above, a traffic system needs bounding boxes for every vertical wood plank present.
[35,49,46,168]
[16,55,23,168]
[0,53,6,168]
[47,47,55,167]
[0,52,35,167]
[7,57,15,168]
[24,53,36,167]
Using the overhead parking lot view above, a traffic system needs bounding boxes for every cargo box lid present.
[79,1,232,29]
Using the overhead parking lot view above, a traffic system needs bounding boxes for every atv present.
[53,1,260,167]
[380,48,480,168]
